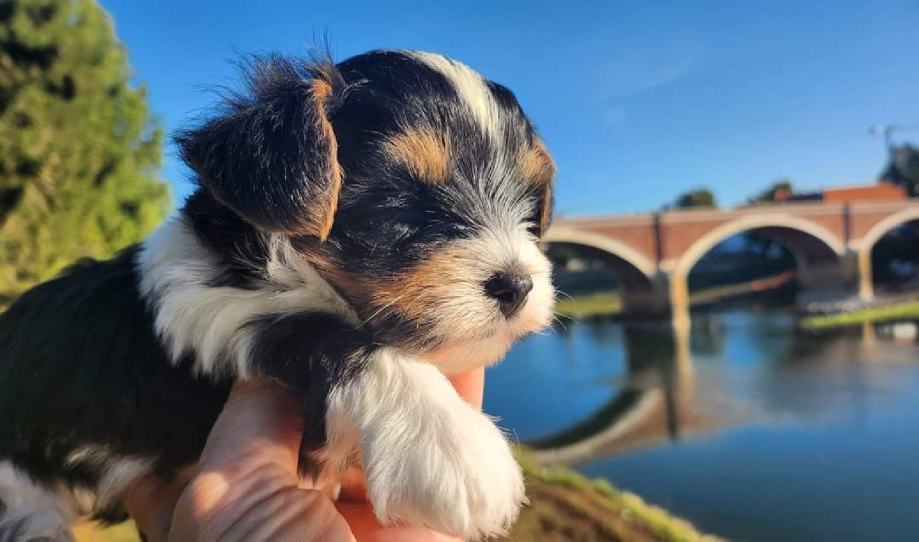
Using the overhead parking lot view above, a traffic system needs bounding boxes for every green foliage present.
[880,143,919,197]
[747,178,793,204]
[671,187,716,209]
[0,0,169,305]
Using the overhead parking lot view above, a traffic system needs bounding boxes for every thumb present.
[169,380,355,541]
[123,380,305,541]
[196,379,304,476]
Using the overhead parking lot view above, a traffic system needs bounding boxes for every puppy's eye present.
[526,221,542,237]
[526,185,551,238]
[402,219,470,244]
[525,199,545,238]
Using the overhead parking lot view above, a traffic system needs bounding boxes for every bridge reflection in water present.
[524,315,917,466]
[528,320,706,465]
[496,311,919,541]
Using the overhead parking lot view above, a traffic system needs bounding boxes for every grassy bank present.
[555,272,795,320]
[800,300,919,330]
[556,290,623,319]
[506,450,723,542]
[75,450,722,542]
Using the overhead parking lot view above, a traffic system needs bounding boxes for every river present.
[484,308,919,541]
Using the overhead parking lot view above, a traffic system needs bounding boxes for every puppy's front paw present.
[327,349,526,539]
[363,401,526,540]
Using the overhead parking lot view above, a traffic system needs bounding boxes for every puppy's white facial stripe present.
[406,51,502,142]
[138,217,356,378]
[325,348,525,538]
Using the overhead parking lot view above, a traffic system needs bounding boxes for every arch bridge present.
[545,201,919,318]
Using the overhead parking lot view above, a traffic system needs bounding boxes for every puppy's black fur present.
[0,249,230,518]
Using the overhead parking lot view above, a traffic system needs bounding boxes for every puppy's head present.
[179,50,556,373]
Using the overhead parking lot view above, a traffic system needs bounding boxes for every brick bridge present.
[544,201,919,318]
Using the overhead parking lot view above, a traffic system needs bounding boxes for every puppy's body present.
[0,50,555,540]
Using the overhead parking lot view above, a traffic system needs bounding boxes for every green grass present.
[555,290,623,318]
[800,300,919,330]
[508,449,725,542]
[555,272,794,320]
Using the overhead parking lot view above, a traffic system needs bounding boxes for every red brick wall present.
[823,183,906,203]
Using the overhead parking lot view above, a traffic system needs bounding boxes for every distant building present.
[823,182,907,202]
[772,181,907,203]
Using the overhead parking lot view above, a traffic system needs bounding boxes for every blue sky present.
[101,0,919,216]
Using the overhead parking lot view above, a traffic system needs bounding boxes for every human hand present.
[124,369,485,541]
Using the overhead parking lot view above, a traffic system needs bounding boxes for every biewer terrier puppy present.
[0,49,556,540]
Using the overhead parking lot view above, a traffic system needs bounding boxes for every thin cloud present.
[602,45,699,98]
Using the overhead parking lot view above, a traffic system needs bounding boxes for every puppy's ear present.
[536,182,554,236]
[521,140,556,236]
[177,56,344,240]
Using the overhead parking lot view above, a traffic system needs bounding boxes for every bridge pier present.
[623,255,862,320]
[620,273,673,318]
[795,253,860,305]
[857,248,875,301]
[617,271,690,322]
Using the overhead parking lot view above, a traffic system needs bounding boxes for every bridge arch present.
[543,226,657,290]
[856,208,919,299]
[858,208,919,252]
[669,215,847,314]
[672,214,846,279]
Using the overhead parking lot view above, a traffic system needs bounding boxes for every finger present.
[337,465,368,503]
[336,502,461,542]
[123,468,195,542]
[448,367,485,409]
[197,379,304,477]
[172,380,310,535]
[171,485,356,542]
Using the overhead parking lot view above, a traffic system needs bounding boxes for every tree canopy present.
[0,0,169,305]
[671,187,717,209]
[747,179,793,204]
[880,144,919,197]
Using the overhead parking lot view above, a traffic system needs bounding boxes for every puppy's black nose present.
[484,272,533,318]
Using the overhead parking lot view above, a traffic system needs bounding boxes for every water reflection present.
[526,321,696,464]
[484,309,919,542]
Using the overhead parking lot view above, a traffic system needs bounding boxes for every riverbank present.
[800,299,919,329]
[506,450,723,542]
[75,450,721,542]
[555,272,795,319]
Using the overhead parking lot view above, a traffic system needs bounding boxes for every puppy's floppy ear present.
[177,55,344,240]
[536,181,554,236]
[521,139,556,236]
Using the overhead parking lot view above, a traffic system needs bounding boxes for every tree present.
[747,178,793,205]
[880,144,919,197]
[671,187,717,209]
[0,0,169,305]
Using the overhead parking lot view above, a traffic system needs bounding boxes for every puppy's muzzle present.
[484,272,533,318]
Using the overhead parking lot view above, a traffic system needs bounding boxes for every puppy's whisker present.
[555,289,574,302]
[551,315,569,332]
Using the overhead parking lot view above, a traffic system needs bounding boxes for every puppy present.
[0,49,556,540]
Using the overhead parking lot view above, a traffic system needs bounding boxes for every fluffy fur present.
[0,49,556,540]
